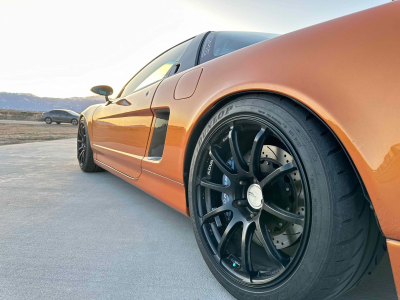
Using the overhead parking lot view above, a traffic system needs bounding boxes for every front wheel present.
[77,117,102,172]
[45,117,52,124]
[188,94,384,300]
[71,118,78,126]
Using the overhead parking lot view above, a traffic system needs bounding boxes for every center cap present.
[247,184,263,209]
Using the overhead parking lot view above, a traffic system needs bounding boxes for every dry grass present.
[0,121,78,146]
[0,109,43,121]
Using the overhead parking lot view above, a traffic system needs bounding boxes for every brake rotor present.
[254,145,305,250]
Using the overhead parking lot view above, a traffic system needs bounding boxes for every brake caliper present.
[222,157,235,219]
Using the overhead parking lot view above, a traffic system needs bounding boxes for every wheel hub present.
[222,145,304,249]
[247,184,263,209]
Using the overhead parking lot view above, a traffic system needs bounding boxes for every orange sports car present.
[77,2,400,299]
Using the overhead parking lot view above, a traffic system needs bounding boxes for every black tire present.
[188,94,385,300]
[45,117,52,124]
[56,122,61,124]
[71,118,78,126]
[77,117,102,172]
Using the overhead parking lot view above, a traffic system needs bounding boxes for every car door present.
[92,38,193,179]
[59,111,69,122]
[52,111,62,122]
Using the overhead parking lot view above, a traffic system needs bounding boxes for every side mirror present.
[90,85,113,103]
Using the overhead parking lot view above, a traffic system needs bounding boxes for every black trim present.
[195,31,211,65]
[148,109,170,158]
[173,32,210,75]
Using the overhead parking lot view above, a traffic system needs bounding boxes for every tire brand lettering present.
[198,105,234,148]
[225,105,233,115]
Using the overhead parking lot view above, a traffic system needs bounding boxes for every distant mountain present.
[0,92,104,113]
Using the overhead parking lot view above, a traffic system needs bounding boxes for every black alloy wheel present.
[77,120,87,167]
[189,95,385,300]
[77,117,102,172]
[193,117,309,285]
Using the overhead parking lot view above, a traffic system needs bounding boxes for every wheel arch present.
[182,90,382,233]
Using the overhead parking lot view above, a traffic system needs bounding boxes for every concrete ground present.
[0,139,397,300]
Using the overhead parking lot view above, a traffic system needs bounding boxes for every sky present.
[0,0,389,98]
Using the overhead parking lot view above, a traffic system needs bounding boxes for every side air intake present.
[148,109,170,159]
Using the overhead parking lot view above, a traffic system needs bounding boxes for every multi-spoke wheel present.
[194,117,309,284]
[188,95,385,300]
[77,121,87,167]
[77,117,102,172]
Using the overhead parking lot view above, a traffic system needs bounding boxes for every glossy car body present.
[81,2,400,296]
[42,109,79,125]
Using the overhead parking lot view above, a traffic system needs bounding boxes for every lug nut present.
[286,187,290,192]
[237,200,248,207]
[279,223,283,227]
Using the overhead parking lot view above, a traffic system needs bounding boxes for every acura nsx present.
[77,2,400,299]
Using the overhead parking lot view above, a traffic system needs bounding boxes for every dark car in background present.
[42,109,79,125]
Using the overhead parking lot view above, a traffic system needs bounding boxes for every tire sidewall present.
[188,96,332,299]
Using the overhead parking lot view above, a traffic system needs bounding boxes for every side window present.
[119,38,193,98]
[199,31,277,64]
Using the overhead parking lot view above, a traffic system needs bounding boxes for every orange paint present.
[148,2,400,241]
[174,68,203,100]
[92,82,158,178]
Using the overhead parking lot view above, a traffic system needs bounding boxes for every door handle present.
[174,63,181,74]
[116,99,131,106]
